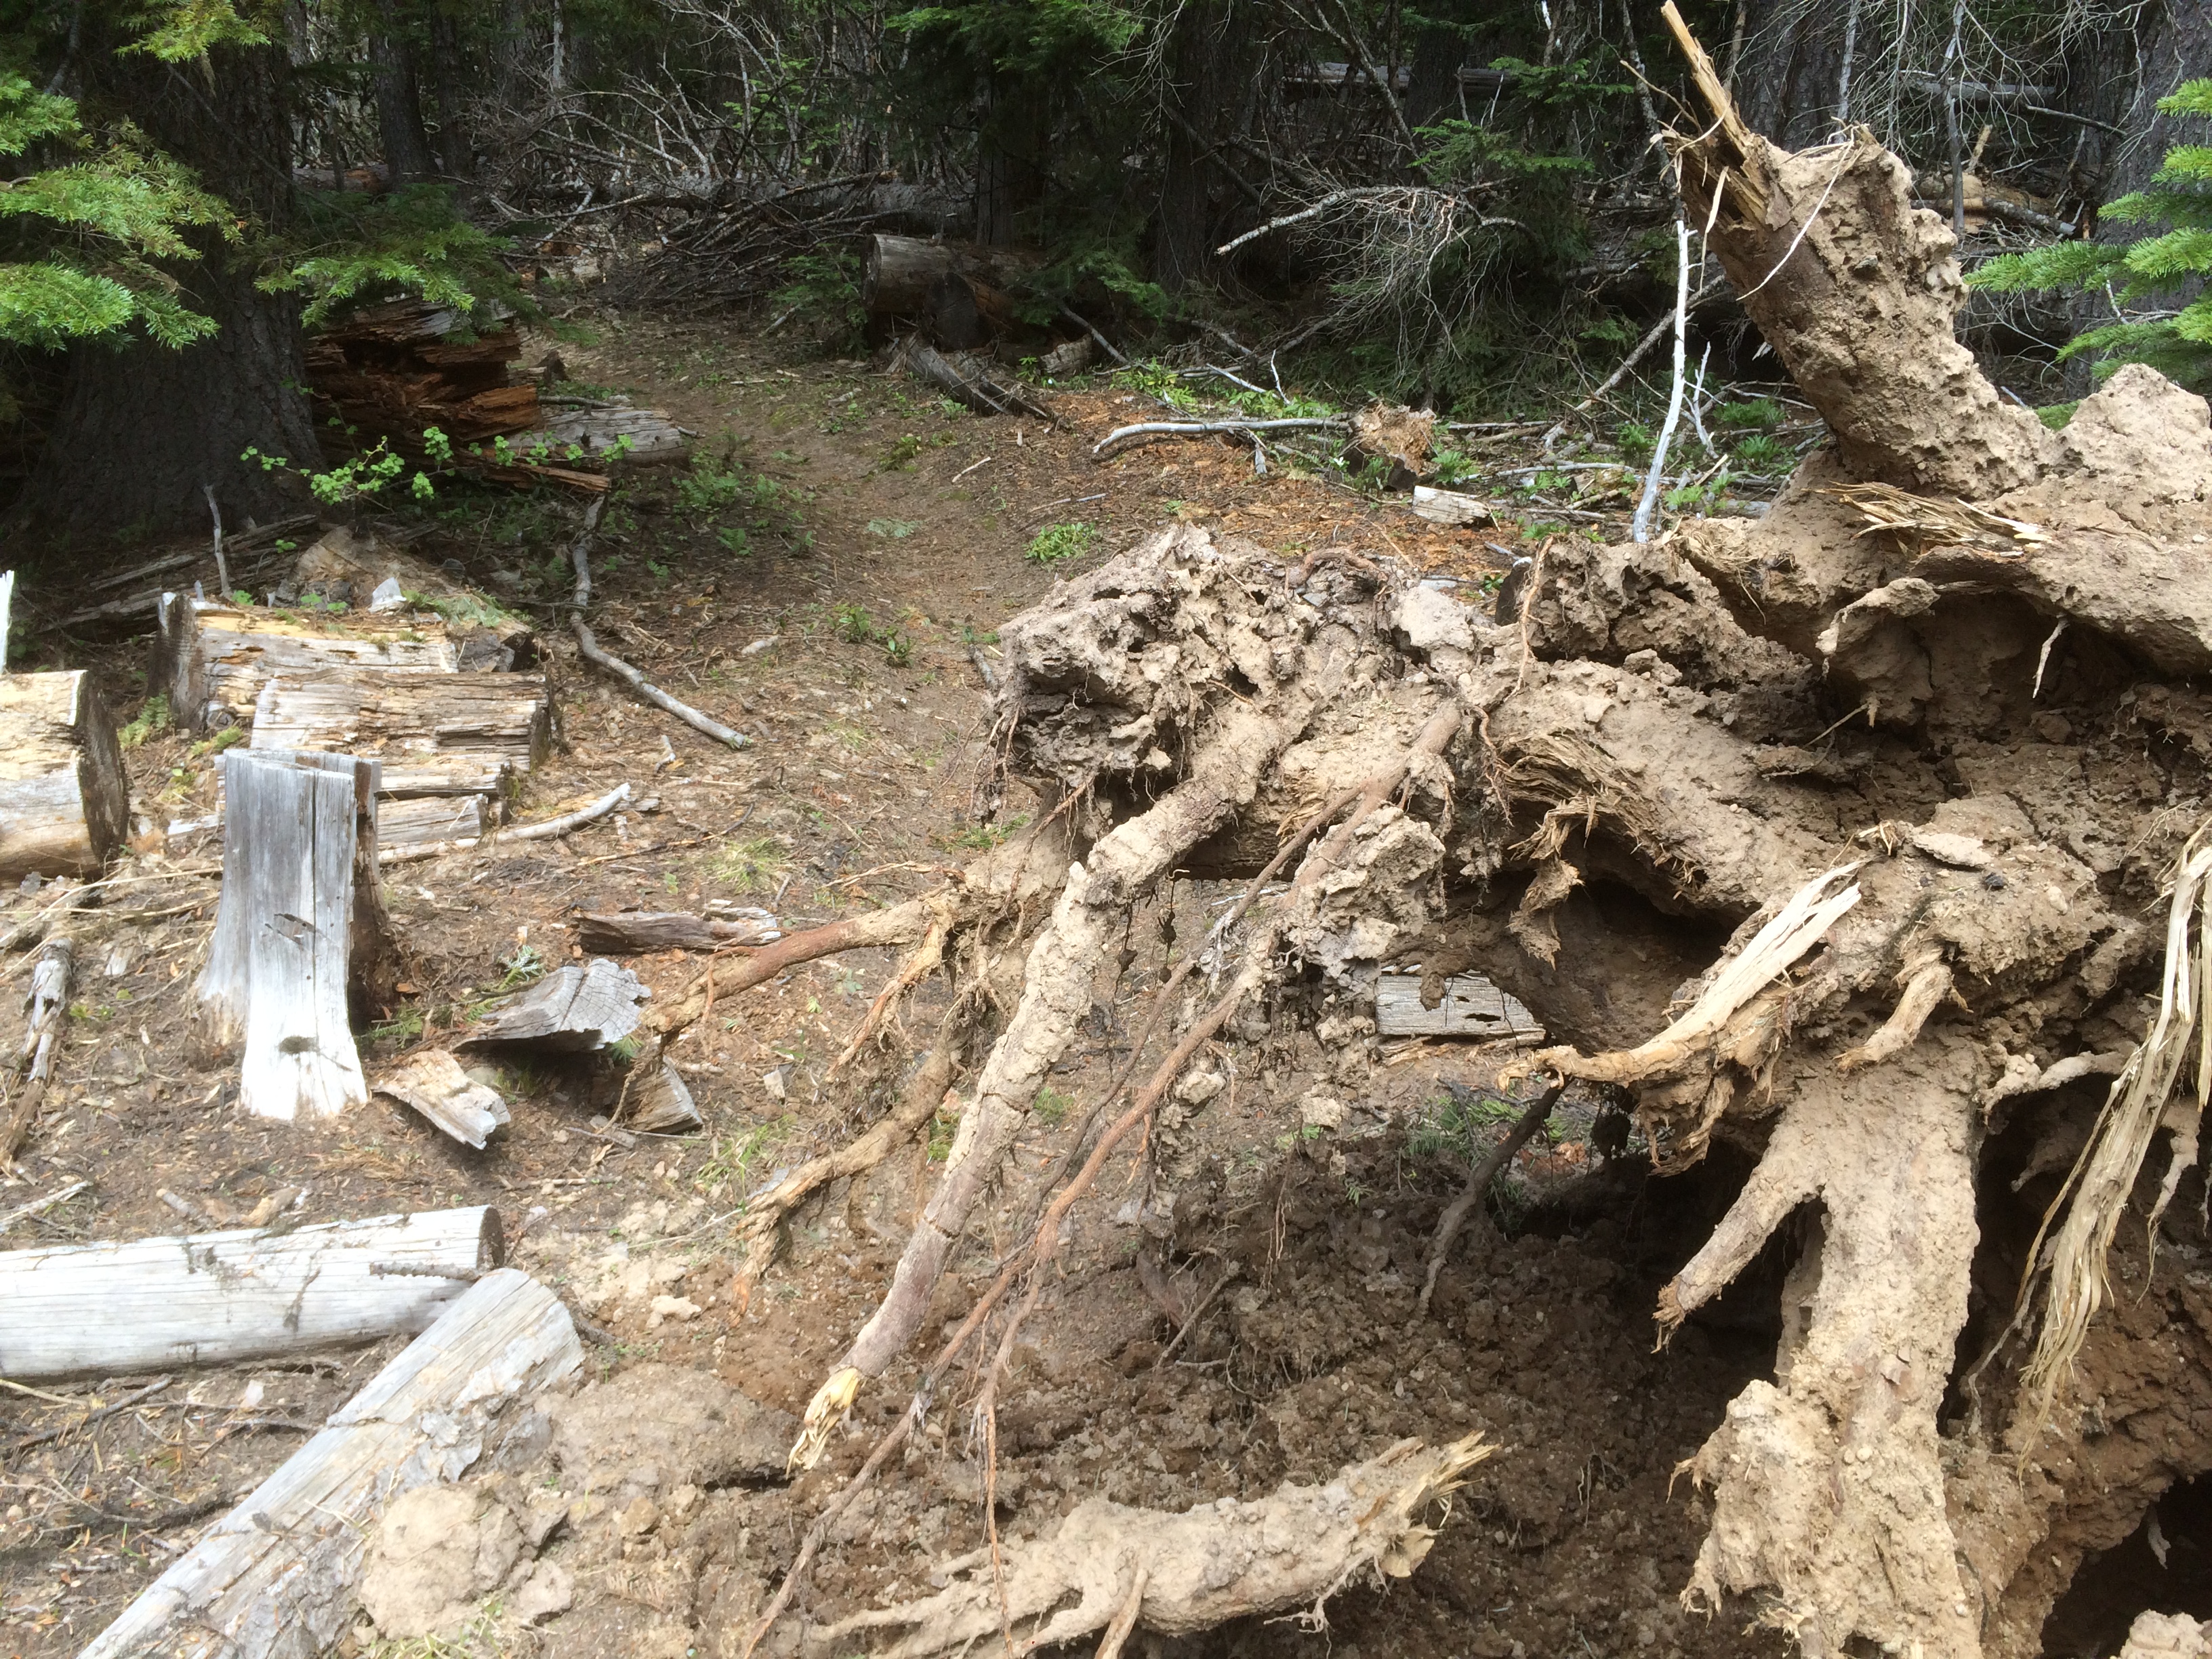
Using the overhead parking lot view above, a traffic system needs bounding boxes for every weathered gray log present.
[153,594,461,733]
[535,396,691,462]
[461,958,645,1052]
[902,340,1054,421]
[75,1267,578,1659]
[250,668,552,796]
[378,794,485,850]
[1374,970,1542,1041]
[374,1049,510,1149]
[0,936,70,1166]
[0,1205,502,1380]
[0,671,129,882]
[576,910,780,953]
[861,234,1041,319]
[198,750,399,1120]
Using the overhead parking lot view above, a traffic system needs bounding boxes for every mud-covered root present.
[1666,1052,1984,1658]
[802,1434,1494,1657]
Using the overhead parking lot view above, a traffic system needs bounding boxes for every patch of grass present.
[694,1114,795,1205]
[927,1104,958,1162]
[1406,1085,1561,1162]
[1715,396,1785,432]
[941,813,1029,851]
[884,433,923,469]
[866,518,918,539]
[2037,400,2079,431]
[185,725,246,760]
[714,835,791,894]
[1033,1083,1074,1126]
[118,693,170,750]
[1027,522,1099,565]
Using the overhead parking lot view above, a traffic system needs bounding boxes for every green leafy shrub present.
[1027,521,1098,564]
[1970,80,2212,388]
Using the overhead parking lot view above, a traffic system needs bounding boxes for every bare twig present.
[1416,1083,1564,1317]
[1094,417,1346,457]
[378,783,632,865]
[1632,220,1691,544]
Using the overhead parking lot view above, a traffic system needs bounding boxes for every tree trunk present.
[154,593,464,733]
[1156,0,1249,291]
[973,73,1046,247]
[424,5,474,182]
[1729,0,1850,148]
[0,670,127,882]
[12,41,317,545]
[77,1268,579,1659]
[0,1206,503,1380]
[369,0,436,184]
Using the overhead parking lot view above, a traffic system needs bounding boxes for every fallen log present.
[0,937,70,1166]
[575,909,779,953]
[377,781,629,865]
[197,750,399,1120]
[1373,969,1539,1040]
[154,594,460,734]
[901,340,1054,421]
[462,958,646,1052]
[804,1433,1492,1657]
[863,234,1042,348]
[76,1267,579,1659]
[1092,415,1345,457]
[374,1049,510,1149]
[249,668,552,797]
[0,671,129,882]
[1408,485,1494,527]
[0,1205,502,1380]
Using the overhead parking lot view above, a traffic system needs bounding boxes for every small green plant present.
[369,1008,426,1044]
[676,455,750,512]
[884,433,924,468]
[694,1115,796,1204]
[243,433,435,505]
[185,724,246,760]
[1033,1083,1074,1126]
[647,559,670,583]
[118,693,170,750]
[1714,397,1784,432]
[1616,419,1656,460]
[1027,521,1099,565]
[1429,448,1479,485]
[1730,432,1792,470]
[494,943,546,989]
[866,518,918,539]
[881,630,913,668]
[832,603,876,643]
[714,835,791,894]
[945,812,1028,851]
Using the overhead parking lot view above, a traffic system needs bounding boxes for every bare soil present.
[5,316,2204,1659]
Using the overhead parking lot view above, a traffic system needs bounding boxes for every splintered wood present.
[250,668,552,796]
[462,958,647,1052]
[1374,970,1541,1041]
[373,1049,511,1149]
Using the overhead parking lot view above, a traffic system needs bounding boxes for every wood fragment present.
[0,937,72,1167]
[462,958,647,1052]
[622,1059,703,1132]
[1408,485,1494,526]
[575,908,777,953]
[0,1206,502,1380]
[77,1267,579,1659]
[0,671,129,882]
[0,1178,88,1237]
[374,1048,510,1148]
[1374,970,1540,1040]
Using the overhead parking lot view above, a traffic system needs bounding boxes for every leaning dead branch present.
[0,936,70,1166]
[569,501,748,748]
[378,782,632,865]
[1092,416,1348,457]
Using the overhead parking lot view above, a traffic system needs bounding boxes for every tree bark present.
[14,39,316,544]
[973,73,1047,247]
[425,5,474,181]
[1156,0,1250,291]
[369,0,436,184]
[1729,0,1851,148]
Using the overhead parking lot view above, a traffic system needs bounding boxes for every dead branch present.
[378,783,631,865]
[1416,1081,1563,1316]
[1093,417,1347,457]
[0,937,70,1168]
[572,618,749,749]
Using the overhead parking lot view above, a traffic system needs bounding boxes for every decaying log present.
[198,750,400,1120]
[249,668,552,797]
[377,794,485,851]
[0,937,70,1167]
[1343,401,1435,489]
[46,516,319,634]
[575,909,780,953]
[462,958,645,1052]
[535,396,691,463]
[0,671,128,882]
[154,594,460,734]
[0,1205,502,1380]
[806,1433,1492,1657]
[77,1267,579,1659]
[374,1049,510,1149]
[1374,970,1540,1040]
[863,234,1042,348]
[899,340,1054,421]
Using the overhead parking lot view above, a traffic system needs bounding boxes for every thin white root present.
[377,783,632,865]
[805,1434,1492,1658]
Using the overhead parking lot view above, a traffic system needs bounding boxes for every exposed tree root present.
[802,1433,1494,1658]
